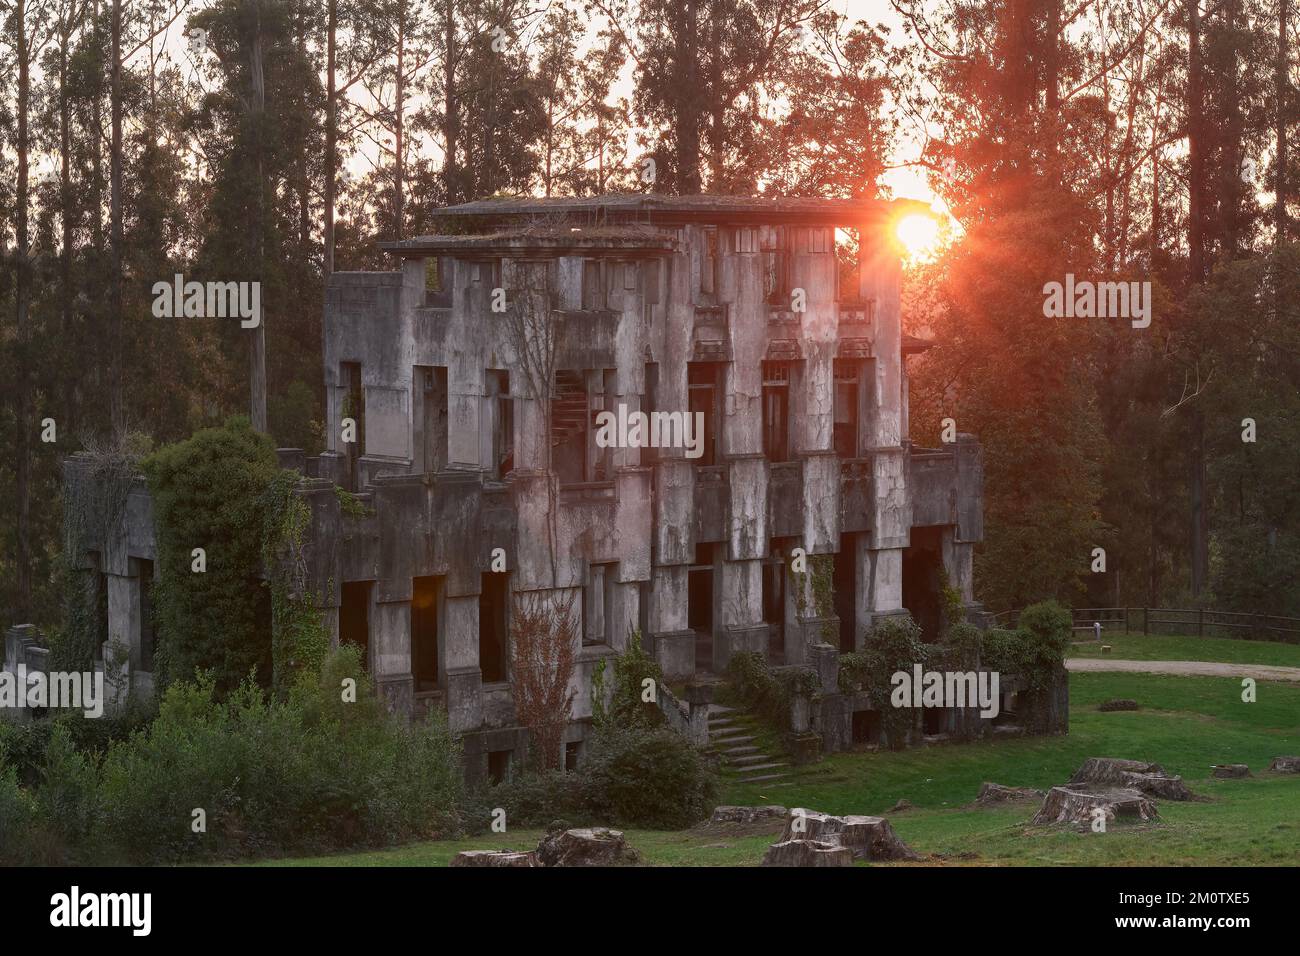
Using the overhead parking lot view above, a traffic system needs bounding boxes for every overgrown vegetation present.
[0,646,462,865]
[838,615,932,749]
[142,417,280,692]
[723,650,819,732]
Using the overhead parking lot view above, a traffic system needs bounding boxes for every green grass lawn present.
[251,668,1300,867]
[1068,632,1300,667]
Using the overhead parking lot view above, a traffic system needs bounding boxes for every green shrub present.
[97,647,462,862]
[1018,600,1073,653]
[461,770,587,833]
[839,614,931,749]
[581,723,717,829]
[0,763,40,864]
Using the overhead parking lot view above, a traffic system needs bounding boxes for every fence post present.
[1143,608,1148,636]
[1124,607,1130,634]
[1198,608,1204,639]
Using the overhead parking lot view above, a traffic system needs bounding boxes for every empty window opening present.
[762,361,792,462]
[414,365,448,474]
[552,369,589,484]
[689,542,715,671]
[832,538,857,652]
[340,581,372,667]
[833,359,860,459]
[341,361,365,485]
[701,226,719,297]
[687,362,724,466]
[479,572,509,683]
[412,575,440,692]
[487,369,513,478]
[585,562,616,647]
[641,363,659,466]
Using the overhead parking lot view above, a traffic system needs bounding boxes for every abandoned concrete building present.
[51,194,1022,782]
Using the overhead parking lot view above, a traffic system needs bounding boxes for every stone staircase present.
[707,703,790,784]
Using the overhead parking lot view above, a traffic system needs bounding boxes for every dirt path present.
[1066,658,1300,683]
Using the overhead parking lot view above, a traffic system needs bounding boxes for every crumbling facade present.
[59,195,997,779]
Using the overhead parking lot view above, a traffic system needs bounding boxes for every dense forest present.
[2,0,1297,628]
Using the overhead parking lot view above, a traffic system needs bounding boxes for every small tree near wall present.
[510,589,577,771]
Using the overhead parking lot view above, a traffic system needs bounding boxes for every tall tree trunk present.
[250,2,268,432]
[443,0,460,204]
[674,0,701,193]
[110,0,124,429]
[14,0,33,619]
[1186,0,1209,597]
[1278,0,1289,246]
[325,0,337,273]
[394,9,405,239]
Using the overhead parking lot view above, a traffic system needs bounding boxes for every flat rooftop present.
[423,192,928,227]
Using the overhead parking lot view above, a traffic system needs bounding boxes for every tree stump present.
[450,850,539,867]
[535,827,641,867]
[762,840,853,867]
[1211,764,1251,779]
[1267,756,1300,774]
[1068,757,1192,800]
[974,782,1046,805]
[1031,786,1159,826]
[709,805,789,826]
[777,808,919,861]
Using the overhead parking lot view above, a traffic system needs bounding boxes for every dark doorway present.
[340,581,372,667]
[412,575,440,692]
[414,365,448,474]
[341,361,365,488]
[687,362,723,465]
[689,542,715,671]
[902,527,944,642]
[479,572,509,683]
[922,706,947,736]
[852,709,881,746]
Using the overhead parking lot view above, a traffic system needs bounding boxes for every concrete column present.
[372,599,414,717]
[717,558,766,672]
[443,593,483,732]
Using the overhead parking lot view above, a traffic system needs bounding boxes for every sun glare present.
[895,212,941,260]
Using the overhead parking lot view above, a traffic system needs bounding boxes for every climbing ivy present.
[837,615,931,750]
[260,470,332,695]
[792,552,837,644]
[142,417,279,693]
[590,629,664,731]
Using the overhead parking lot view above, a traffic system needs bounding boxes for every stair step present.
[736,762,788,774]
[730,754,775,767]
[707,718,737,730]
[710,734,756,746]
[720,745,760,757]
[739,773,789,784]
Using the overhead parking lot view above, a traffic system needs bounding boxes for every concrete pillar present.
[443,594,483,732]
[717,558,766,672]
[371,599,414,717]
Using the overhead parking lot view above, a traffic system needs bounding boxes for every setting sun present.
[895,212,941,260]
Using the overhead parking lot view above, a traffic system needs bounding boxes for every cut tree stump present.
[1067,757,1192,800]
[450,850,539,867]
[974,782,1046,805]
[1267,756,1300,774]
[1031,786,1159,826]
[1211,764,1251,779]
[535,827,641,867]
[762,840,853,867]
[778,808,920,862]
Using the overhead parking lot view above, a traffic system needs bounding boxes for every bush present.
[839,615,931,749]
[724,651,818,731]
[581,723,717,829]
[96,647,462,862]
[591,629,663,731]
[1017,600,1073,653]
[0,763,40,864]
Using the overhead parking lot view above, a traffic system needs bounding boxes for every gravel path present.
[1066,657,1300,683]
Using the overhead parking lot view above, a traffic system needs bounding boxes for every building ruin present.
[53,195,1022,781]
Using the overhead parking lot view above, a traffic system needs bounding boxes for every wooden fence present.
[989,606,1300,644]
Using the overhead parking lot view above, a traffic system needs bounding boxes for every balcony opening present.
[552,369,589,483]
[340,361,365,486]
[487,749,511,785]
